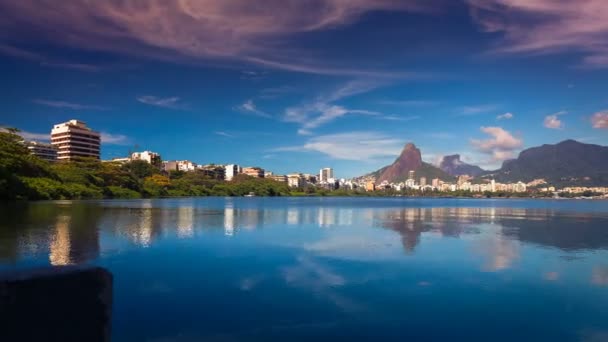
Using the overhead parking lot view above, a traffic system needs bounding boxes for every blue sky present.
[1,0,607,177]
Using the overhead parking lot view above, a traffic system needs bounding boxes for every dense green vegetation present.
[0,129,292,200]
[0,129,596,201]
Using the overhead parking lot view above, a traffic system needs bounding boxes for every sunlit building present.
[51,119,101,160]
[319,167,334,183]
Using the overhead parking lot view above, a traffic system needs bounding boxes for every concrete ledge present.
[0,266,113,342]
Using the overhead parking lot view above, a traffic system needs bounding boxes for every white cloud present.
[496,112,513,120]
[274,131,403,161]
[283,80,404,134]
[100,132,129,145]
[8,130,50,141]
[136,96,186,109]
[470,126,523,162]
[543,111,566,129]
[33,99,108,110]
[591,111,608,129]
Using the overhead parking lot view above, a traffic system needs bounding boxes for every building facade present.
[131,151,161,166]
[242,167,264,178]
[27,141,58,162]
[51,120,101,161]
[224,164,242,181]
[319,167,334,183]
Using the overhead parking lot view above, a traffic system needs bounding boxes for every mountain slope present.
[484,140,608,185]
[439,154,484,176]
[365,143,453,184]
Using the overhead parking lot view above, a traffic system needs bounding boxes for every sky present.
[1,0,607,178]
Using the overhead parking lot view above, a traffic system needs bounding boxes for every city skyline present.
[1,1,608,178]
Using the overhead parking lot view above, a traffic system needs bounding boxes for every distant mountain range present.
[360,139,608,186]
[439,154,485,177]
[363,143,453,184]
[482,139,608,186]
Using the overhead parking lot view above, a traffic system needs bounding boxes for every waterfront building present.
[408,170,415,181]
[243,167,264,178]
[432,178,440,188]
[319,167,334,183]
[131,151,161,166]
[405,178,415,188]
[27,141,57,162]
[269,175,287,183]
[287,173,305,188]
[420,177,427,187]
[224,164,242,181]
[51,120,100,160]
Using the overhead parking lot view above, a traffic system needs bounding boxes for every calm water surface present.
[1,197,607,341]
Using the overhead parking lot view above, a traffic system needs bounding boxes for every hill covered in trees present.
[0,129,291,200]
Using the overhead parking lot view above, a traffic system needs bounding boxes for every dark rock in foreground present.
[0,266,113,342]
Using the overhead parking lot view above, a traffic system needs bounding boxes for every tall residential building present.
[131,151,161,166]
[319,167,334,183]
[51,120,100,161]
[432,178,440,188]
[419,177,427,187]
[27,141,57,162]
[224,164,242,181]
[408,170,415,180]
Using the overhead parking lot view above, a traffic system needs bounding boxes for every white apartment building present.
[224,164,242,181]
[51,120,100,160]
[319,167,334,183]
[131,151,161,165]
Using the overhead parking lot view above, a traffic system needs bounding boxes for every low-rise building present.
[268,175,287,183]
[27,141,57,162]
[131,151,161,166]
[242,167,264,178]
[287,173,305,188]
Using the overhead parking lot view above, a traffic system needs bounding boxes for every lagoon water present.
[1,197,607,341]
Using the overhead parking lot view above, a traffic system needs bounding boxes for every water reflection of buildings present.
[48,210,101,266]
[177,207,194,238]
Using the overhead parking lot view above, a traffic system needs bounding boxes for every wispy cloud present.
[427,132,455,139]
[470,126,523,163]
[284,80,402,135]
[496,112,513,120]
[235,99,272,118]
[0,44,103,72]
[33,99,108,110]
[591,111,608,129]
[468,0,608,68]
[259,85,297,99]
[378,99,438,107]
[101,132,129,145]
[273,131,403,161]
[0,1,432,76]
[4,128,129,145]
[456,104,499,116]
[215,131,234,138]
[544,111,566,129]
[136,96,187,110]
[13,130,50,142]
